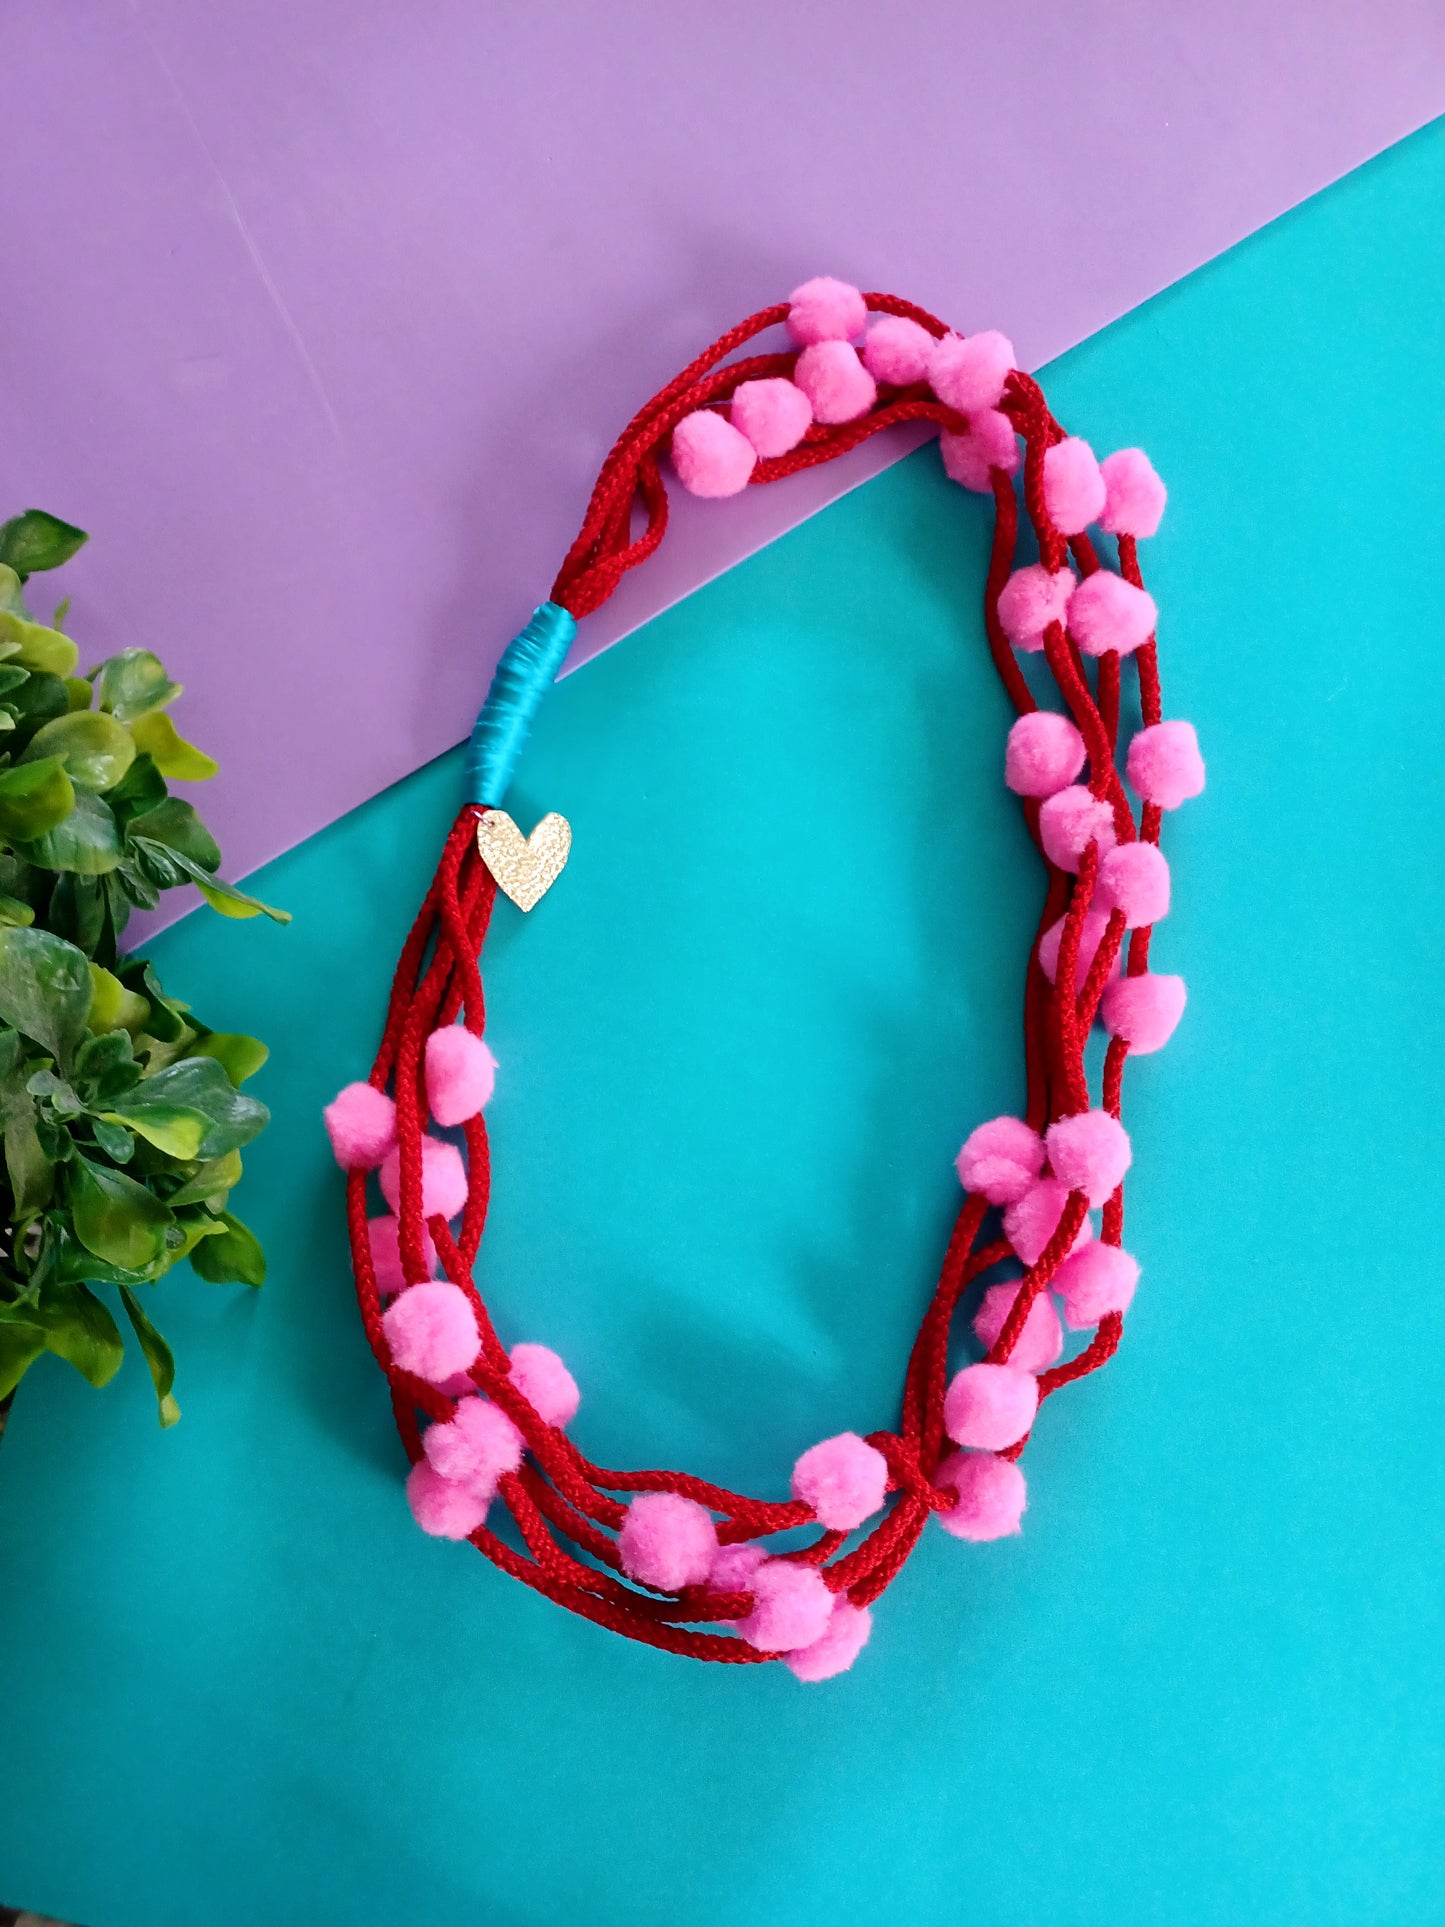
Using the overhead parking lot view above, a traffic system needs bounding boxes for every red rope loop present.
[346,291,1171,1664]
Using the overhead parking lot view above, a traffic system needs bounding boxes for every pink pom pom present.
[1005,711,1087,797]
[406,1459,490,1540]
[934,1450,1027,1541]
[382,1281,480,1382]
[1100,448,1167,538]
[784,1598,873,1681]
[1097,842,1170,927]
[927,330,1016,412]
[1037,909,1122,990]
[323,1082,395,1169]
[1127,721,1205,809]
[367,1213,437,1294]
[955,1115,1045,1206]
[730,378,812,458]
[1067,572,1158,658]
[618,1492,718,1590]
[791,1432,889,1531]
[736,1558,835,1652]
[1101,972,1187,1054]
[1042,437,1106,534]
[793,341,876,424]
[862,314,934,386]
[424,1027,496,1127]
[973,1281,1063,1372]
[1038,785,1116,871]
[1055,1241,1139,1328]
[1003,1177,1094,1267]
[508,1342,580,1427]
[708,1540,767,1593]
[997,565,1076,652]
[379,1136,469,1221]
[1045,1109,1132,1207]
[423,1395,524,1497]
[943,1362,1038,1450]
[939,410,1019,491]
[670,410,756,498]
[787,275,867,345]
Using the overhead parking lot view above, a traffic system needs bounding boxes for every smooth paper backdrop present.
[1,122,1442,1927]
[3,3,1442,909]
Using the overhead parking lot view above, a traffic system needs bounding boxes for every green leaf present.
[74,1026,141,1100]
[99,871,130,955]
[64,676,92,711]
[21,710,135,792]
[90,1117,134,1163]
[131,1031,199,1079]
[51,1219,173,1289]
[188,1209,265,1286]
[6,1120,55,1213]
[0,847,40,900]
[0,756,75,842]
[100,1103,201,1159]
[101,1054,268,1160]
[25,790,123,875]
[0,1314,46,1398]
[131,840,290,923]
[129,709,216,781]
[0,666,31,698]
[193,871,290,923]
[0,925,92,1061]
[26,1066,85,1117]
[190,1031,268,1085]
[108,751,167,826]
[47,871,107,957]
[128,797,220,871]
[0,1023,28,1084]
[68,1154,175,1270]
[128,837,187,892]
[118,959,187,1041]
[86,962,150,1035]
[115,858,160,912]
[165,1148,241,1207]
[0,611,79,676]
[0,511,89,579]
[91,649,181,724]
[0,894,34,929]
[0,1017,33,1075]
[0,1029,54,1216]
[119,1286,180,1427]
[170,1205,230,1261]
[8,670,69,738]
[28,1277,125,1388]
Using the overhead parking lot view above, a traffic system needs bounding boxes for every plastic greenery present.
[0,510,289,1424]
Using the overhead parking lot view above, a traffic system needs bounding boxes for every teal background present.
[1,122,1442,1927]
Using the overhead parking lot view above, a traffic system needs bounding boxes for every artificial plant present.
[0,509,288,1424]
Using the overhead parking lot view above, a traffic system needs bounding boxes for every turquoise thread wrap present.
[465,601,577,807]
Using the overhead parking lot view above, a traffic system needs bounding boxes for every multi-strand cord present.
[324,279,1202,1679]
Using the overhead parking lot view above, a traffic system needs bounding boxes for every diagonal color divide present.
[2,1,1441,920]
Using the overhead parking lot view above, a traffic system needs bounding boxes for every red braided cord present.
[347,293,1169,1660]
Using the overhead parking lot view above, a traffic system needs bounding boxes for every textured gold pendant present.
[475,809,571,911]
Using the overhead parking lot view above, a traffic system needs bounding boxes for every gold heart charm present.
[475,809,572,911]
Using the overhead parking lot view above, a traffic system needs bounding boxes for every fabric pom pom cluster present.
[325,276,1203,1681]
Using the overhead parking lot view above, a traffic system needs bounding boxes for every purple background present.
[3,2,1442,900]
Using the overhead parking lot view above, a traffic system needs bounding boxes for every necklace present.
[324,278,1202,1680]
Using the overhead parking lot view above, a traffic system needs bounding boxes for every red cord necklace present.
[324,278,1203,1680]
